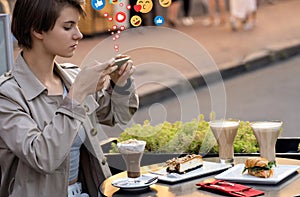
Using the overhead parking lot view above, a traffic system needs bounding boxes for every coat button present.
[84,105,89,112]
[90,128,97,136]
[4,72,11,77]
[101,157,107,165]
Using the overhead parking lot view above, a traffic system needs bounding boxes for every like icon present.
[92,0,105,10]
[154,16,164,26]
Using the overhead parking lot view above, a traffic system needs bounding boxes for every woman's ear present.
[32,29,44,40]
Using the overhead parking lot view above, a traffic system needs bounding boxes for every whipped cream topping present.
[117,139,146,153]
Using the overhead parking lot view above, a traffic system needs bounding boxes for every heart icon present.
[115,12,126,23]
[134,4,142,12]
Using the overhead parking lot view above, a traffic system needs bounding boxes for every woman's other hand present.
[68,59,118,104]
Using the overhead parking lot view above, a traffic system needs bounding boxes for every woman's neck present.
[23,49,56,81]
[22,49,63,95]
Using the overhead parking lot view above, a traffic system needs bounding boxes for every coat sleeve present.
[60,63,139,126]
[94,77,139,126]
[0,82,87,174]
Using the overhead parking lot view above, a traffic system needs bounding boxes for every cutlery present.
[114,178,140,186]
[231,191,247,196]
[114,176,158,186]
[143,176,158,184]
[148,170,180,178]
[238,187,252,192]
[208,182,252,197]
[231,187,253,196]
[209,184,226,190]
[148,171,168,176]
[216,181,235,186]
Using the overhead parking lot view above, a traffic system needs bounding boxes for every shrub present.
[110,114,260,155]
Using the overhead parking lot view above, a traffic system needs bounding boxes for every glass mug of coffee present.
[117,139,146,178]
[251,121,282,162]
[209,120,240,164]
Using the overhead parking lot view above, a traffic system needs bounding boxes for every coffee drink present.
[121,152,144,178]
[251,121,282,162]
[117,139,146,178]
[210,120,240,164]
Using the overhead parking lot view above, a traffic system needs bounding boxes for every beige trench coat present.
[0,54,139,197]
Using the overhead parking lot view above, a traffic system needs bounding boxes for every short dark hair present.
[11,0,86,49]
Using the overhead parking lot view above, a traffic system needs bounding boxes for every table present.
[100,157,300,197]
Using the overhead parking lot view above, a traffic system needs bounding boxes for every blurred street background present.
[2,0,300,137]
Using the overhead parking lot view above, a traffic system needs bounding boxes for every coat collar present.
[12,53,73,101]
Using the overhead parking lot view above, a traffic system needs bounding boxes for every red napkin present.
[196,180,264,197]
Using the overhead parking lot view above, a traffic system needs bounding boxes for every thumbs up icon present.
[92,0,105,10]
[154,16,164,26]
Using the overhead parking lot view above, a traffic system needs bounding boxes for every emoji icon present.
[136,0,153,14]
[115,12,126,23]
[154,16,164,26]
[159,0,172,7]
[110,0,120,4]
[92,0,105,10]
[133,4,141,12]
[130,15,142,27]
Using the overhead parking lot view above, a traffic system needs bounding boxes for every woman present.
[202,0,227,26]
[230,0,257,31]
[0,0,139,196]
[181,0,194,26]
[167,0,180,27]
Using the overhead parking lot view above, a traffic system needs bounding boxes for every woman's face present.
[41,6,83,58]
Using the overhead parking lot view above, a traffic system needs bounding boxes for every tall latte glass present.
[251,121,282,162]
[117,139,146,178]
[210,120,240,164]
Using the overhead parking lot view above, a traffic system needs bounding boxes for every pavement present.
[14,0,300,107]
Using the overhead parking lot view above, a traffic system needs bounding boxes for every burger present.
[242,157,276,178]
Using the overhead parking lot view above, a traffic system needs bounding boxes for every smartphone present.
[114,56,130,67]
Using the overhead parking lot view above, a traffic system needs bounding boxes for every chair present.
[0,13,14,75]
[275,137,300,160]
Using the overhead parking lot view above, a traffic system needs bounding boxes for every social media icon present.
[134,4,142,12]
[92,0,105,10]
[130,15,142,27]
[136,0,153,13]
[110,0,120,4]
[115,12,126,23]
[159,0,172,8]
[154,16,164,26]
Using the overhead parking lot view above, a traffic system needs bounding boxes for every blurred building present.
[0,0,223,37]
[79,0,115,36]
[0,0,11,14]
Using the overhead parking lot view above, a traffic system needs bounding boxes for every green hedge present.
[110,114,260,154]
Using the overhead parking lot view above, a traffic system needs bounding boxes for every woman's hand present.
[68,59,118,104]
[110,55,135,87]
